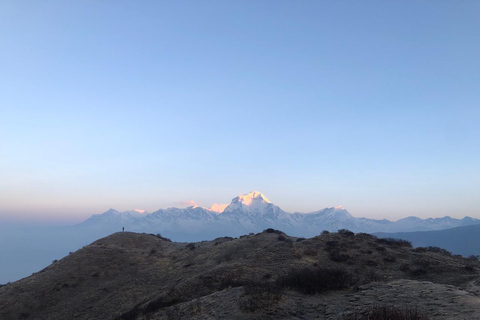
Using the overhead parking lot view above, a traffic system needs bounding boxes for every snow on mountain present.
[223,191,272,213]
[75,191,480,240]
[207,203,228,213]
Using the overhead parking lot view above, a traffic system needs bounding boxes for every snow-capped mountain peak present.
[231,191,271,205]
[103,208,120,215]
[207,203,228,213]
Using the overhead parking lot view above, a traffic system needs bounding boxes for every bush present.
[185,243,196,250]
[410,267,428,276]
[465,265,475,272]
[365,260,378,267]
[376,238,412,247]
[278,267,353,295]
[329,251,350,262]
[342,305,429,320]
[296,237,306,242]
[264,228,282,234]
[326,240,339,247]
[426,246,451,256]
[356,233,377,240]
[468,255,479,261]
[414,247,451,256]
[399,264,410,272]
[303,248,317,256]
[338,229,355,237]
[384,256,397,263]
[238,282,283,312]
[154,234,172,242]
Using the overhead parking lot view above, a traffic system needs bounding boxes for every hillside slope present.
[375,223,480,256]
[1,230,479,320]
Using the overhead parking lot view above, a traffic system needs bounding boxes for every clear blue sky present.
[1,1,479,223]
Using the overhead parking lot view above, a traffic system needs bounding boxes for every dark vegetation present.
[342,305,429,320]
[264,228,283,234]
[151,233,172,242]
[238,282,282,312]
[413,246,452,256]
[376,237,412,247]
[185,243,196,250]
[278,267,353,295]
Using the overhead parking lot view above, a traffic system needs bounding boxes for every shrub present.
[399,264,410,272]
[468,255,479,261]
[365,260,378,267]
[213,236,234,242]
[342,305,429,320]
[414,259,431,268]
[303,248,317,256]
[376,238,412,247]
[414,246,451,256]
[264,228,282,234]
[326,240,339,247]
[426,246,451,256]
[465,265,475,272]
[329,251,350,262]
[356,233,377,240]
[321,230,330,235]
[277,267,353,295]
[296,237,306,242]
[278,235,287,241]
[338,229,355,237]
[141,290,182,315]
[410,267,428,276]
[384,256,397,263]
[238,282,283,312]
[185,243,196,250]
[154,234,172,242]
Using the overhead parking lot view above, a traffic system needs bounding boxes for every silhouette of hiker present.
[122,227,124,232]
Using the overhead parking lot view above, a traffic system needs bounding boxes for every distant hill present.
[1,230,479,320]
[375,223,480,256]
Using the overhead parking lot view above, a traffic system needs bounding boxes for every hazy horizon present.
[1,189,479,226]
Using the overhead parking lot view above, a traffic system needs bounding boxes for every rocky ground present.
[0,229,479,320]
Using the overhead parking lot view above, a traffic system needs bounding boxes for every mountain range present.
[78,191,480,241]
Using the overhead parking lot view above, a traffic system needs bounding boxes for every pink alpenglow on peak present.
[233,191,271,205]
[134,209,146,213]
[208,203,228,213]
[335,206,344,210]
